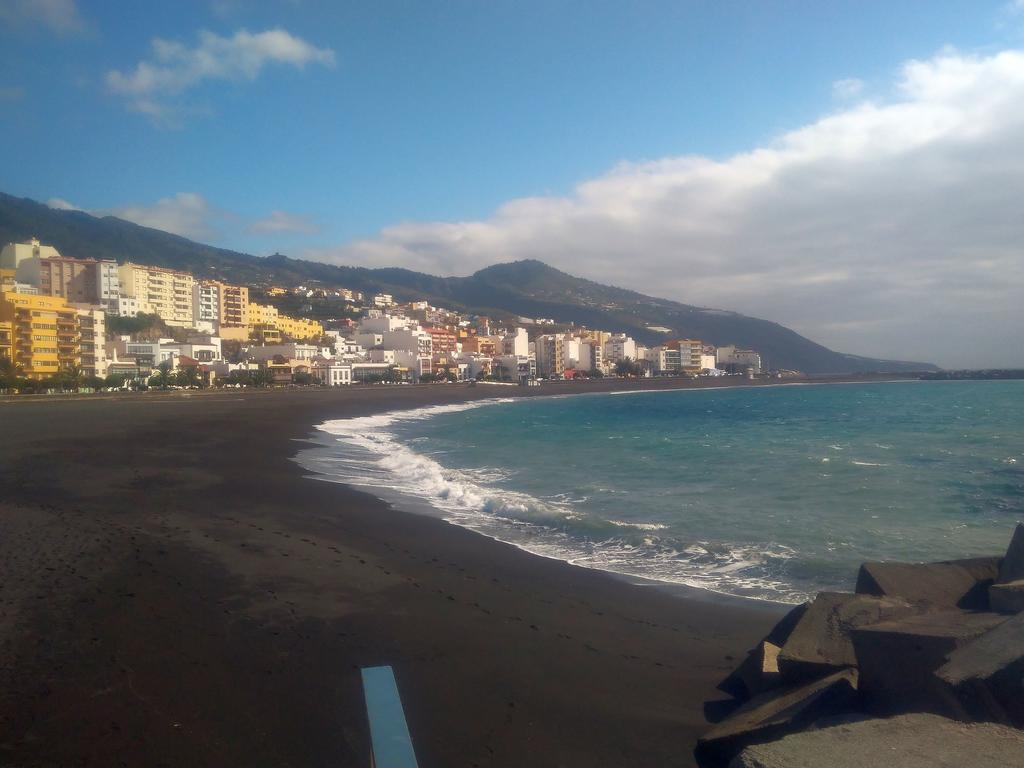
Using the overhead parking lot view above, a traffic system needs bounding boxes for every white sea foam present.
[607,520,669,531]
[295,399,809,603]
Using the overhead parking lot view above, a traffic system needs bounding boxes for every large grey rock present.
[855,557,1002,610]
[728,713,1024,768]
[997,523,1024,583]
[989,579,1024,614]
[851,609,1007,717]
[695,669,858,767]
[776,592,917,682]
[937,611,1024,727]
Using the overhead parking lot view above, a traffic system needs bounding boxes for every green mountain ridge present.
[0,191,937,373]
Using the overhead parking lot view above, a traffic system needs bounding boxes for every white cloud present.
[250,210,318,235]
[306,48,1024,368]
[47,197,79,210]
[102,193,218,241]
[62,193,315,245]
[832,77,864,99]
[0,0,85,35]
[106,28,335,119]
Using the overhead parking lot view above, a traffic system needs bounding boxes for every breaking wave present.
[295,399,807,603]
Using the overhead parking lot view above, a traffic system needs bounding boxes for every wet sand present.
[0,380,806,767]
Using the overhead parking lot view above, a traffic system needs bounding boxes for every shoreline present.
[300,397,802,609]
[0,377,901,766]
[297,375,929,609]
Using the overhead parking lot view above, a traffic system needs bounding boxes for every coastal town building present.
[717,345,763,373]
[117,263,195,327]
[0,239,771,389]
[14,254,120,307]
[1,238,63,271]
[310,356,352,386]
[604,334,638,364]
[73,304,107,378]
[666,338,703,371]
[0,290,80,378]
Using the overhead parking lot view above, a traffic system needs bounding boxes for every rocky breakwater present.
[696,524,1024,768]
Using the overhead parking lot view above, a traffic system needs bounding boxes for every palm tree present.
[0,357,24,392]
[177,365,201,388]
[151,360,173,389]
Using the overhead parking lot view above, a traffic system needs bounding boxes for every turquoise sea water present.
[300,381,1024,602]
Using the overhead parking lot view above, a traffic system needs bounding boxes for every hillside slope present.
[0,192,936,373]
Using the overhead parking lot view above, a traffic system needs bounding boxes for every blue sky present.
[2,1,1024,366]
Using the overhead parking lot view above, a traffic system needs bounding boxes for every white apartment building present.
[193,282,219,325]
[651,346,681,374]
[502,327,529,357]
[72,304,108,378]
[248,343,320,362]
[358,312,412,333]
[604,334,637,364]
[716,345,763,373]
[118,263,195,327]
[494,354,536,383]
[112,295,150,318]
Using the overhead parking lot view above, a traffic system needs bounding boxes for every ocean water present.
[297,381,1024,603]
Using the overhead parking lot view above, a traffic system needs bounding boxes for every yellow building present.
[246,302,322,341]
[0,317,12,364]
[0,291,80,378]
[275,314,324,340]
[118,263,195,327]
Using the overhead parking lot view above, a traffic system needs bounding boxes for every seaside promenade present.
[0,379,804,767]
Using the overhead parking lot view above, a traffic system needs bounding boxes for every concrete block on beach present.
[727,713,1024,768]
[937,611,1024,727]
[719,603,807,700]
[776,592,917,682]
[722,641,782,700]
[851,609,1008,717]
[855,557,1002,610]
[695,669,858,767]
[989,579,1024,614]
[997,523,1024,583]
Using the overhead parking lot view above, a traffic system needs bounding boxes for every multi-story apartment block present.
[73,304,108,378]
[603,334,637,364]
[666,338,703,371]
[716,345,763,373]
[0,290,80,378]
[275,314,324,340]
[17,255,119,306]
[193,281,250,330]
[193,282,220,326]
[425,326,457,361]
[219,283,249,328]
[117,263,195,326]
[462,334,498,355]
[534,334,559,377]
[502,327,529,357]
[651,346,682,374]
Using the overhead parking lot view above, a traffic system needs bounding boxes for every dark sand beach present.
[0,378,836,767]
